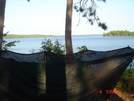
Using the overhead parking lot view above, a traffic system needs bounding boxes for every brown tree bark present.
[0,0,6,50]
[65,0,73,55]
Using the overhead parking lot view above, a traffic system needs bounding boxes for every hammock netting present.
[0,47,134,101]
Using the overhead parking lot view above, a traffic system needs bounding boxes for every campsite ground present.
[107,90,134,101]
[116,92,134,101]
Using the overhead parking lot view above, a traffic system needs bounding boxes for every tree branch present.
[74,0,107,30]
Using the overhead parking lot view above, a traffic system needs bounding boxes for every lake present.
[5,35,134,54]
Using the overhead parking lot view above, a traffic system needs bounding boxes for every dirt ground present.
[107,92,134,101]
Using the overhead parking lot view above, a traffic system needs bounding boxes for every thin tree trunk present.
[0,0,6,50]
[65,0,73,55]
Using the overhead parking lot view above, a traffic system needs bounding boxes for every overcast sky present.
[3,0,134,35]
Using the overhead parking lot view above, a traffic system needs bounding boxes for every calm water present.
[5,35,134,54]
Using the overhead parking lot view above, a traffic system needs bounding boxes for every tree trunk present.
[65,0,73,55]
[0,0,6,50]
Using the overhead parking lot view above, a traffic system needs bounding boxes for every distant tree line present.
[103,30,134,36]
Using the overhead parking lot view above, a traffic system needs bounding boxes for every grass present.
[4,34,57,39]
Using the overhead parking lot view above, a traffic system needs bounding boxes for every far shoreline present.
[4,34,134,39]
[4,34,103,39]
[4,34,57,39]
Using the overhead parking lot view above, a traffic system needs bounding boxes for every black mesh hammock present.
[0,47,134,101]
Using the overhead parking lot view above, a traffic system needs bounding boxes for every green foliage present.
[99,23,108,30]
[40,38,65,55]
[40,39,89,54]
[74,0,108,30]
[41,39,53,52]
[77,45,88,52]
[103,30,134,36]
[2,32,20,50]
[52,40,65,54]
[115,68,134,93]
[3,41,19,50]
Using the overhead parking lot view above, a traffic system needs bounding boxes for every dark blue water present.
[5,35,134,54]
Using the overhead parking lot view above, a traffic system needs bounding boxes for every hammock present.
[0,47,134,101]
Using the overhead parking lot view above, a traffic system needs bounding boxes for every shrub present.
[77,45,88,52]
[40,39,89,54]
[2,32,20,50]
[115,68,134,93]
[40,38,65,55]
[52,39,65,54]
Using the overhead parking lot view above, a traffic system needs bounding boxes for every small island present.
[103,30,134,36]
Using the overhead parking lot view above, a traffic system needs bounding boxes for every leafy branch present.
[40,38,65,55]
[2,31,20,50]
[77,45,88,52]
[74,0,107,30]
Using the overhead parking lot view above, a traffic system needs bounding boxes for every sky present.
[3,0,134,35]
